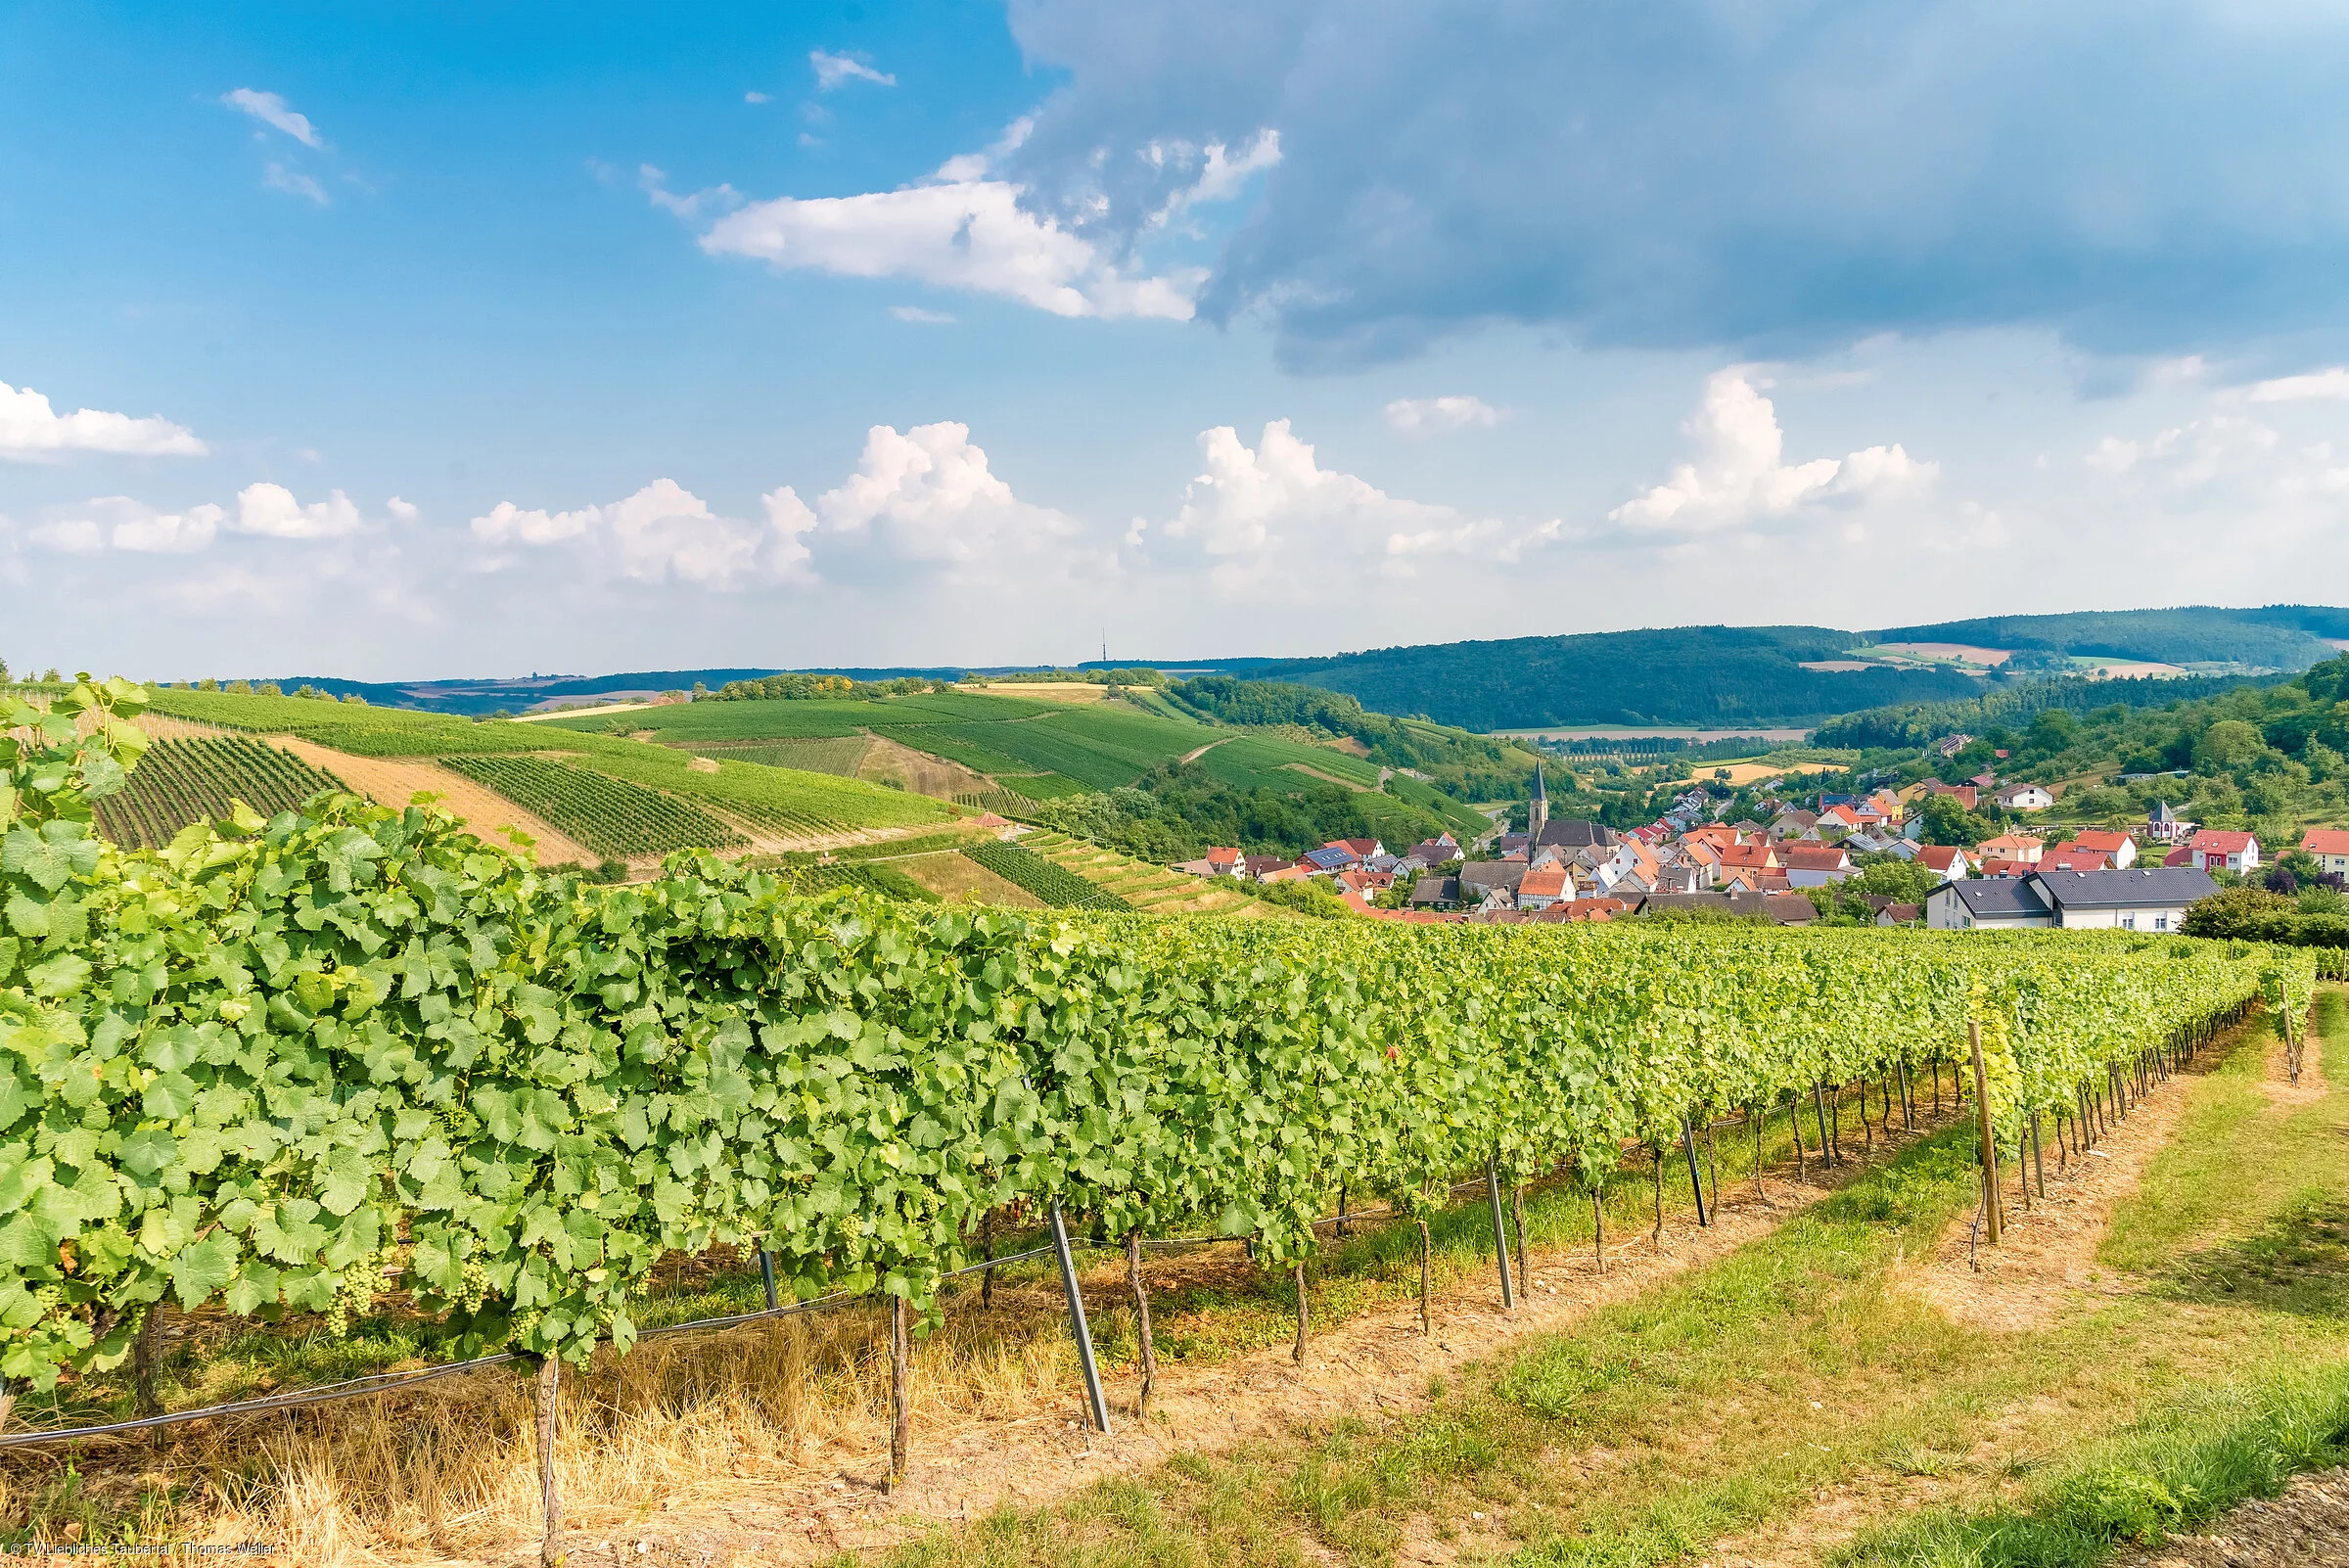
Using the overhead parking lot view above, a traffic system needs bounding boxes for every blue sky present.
[6,1,2349,680]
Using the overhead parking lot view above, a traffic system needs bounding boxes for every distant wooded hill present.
[1871,606,2349,670]
[1145,626,1981,732]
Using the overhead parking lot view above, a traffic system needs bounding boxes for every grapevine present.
[0,678,2310,1396]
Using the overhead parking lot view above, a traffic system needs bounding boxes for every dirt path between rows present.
[2120,1466,2349,1566]
[271,736,597,867]
[1711,1019,2314,1568]
[521,1123,1954,1567]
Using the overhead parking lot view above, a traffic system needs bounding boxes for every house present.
[1936,733,1973,759]
[1772,808,1821,839]
[1401,834,1464,870]
[1926,878,2056,930]
[1978,857,2036,879]
[1516,866,1573,911]
[2030,867,2220,930]
[1327,838,1384,861]
[1875,902,1922,926]
[1298,846,1359,875]
[1995,782,2055,812]
[1760,893,1818,924]
[1926,783,1979,811]
[1240,854,1290,881]
[1258,864,1314,884]
[2039,845,2111,873]
[1408,875,1461,909]
[1977,832,2045,865]
[1780,843,1856,888]
[2300,829,2349,879]
[1534,818,1616,851]
[1927,866,2219,931]
[1202,847,1242,878]
[1969,770,2000,790]
[1557,897,1626,922]
[2073,828,2139,869]
[2144,801,2195,845]
[1336,866,1397,902]
[1458,860,1530,899]
[2187,829,2260,873]
[1675,837,1724,888]
[1917,845,1974,882]
[1718,842,1782,876]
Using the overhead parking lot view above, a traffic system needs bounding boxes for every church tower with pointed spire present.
[1528,761,1549,844]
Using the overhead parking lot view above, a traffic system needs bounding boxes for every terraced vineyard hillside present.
[91,735,345,848]
[141,688,957,856]
[441,755,746,856]
[1013,829,1273,914]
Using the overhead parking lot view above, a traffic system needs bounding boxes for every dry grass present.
[0,1268,1102,1564]
[892,850,1047,908]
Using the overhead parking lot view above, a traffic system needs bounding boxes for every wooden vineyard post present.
[1416,1218,1433,1333]
[1813,1082,1833,1167]
[1968,1022,2002,1245]
[134,1307,163,1418]
[980,1211,996,1310]
[1681,1115,1709,1226]
[534,1355,563,1568]
[1512,1183,1531,1302]
[2030,1112,2046,1198]
[1048,1201,1111,1434]
[1485,1155,1517,1310]
[1125,1230,1156,1416]
[886,1295,911,1492]
[758,1248,780,1312]
[1292,1261,1309,1363]
[1591,1187,1606,1274]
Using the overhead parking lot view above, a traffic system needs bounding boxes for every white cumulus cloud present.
[890,304,956,324]
[1148,419,1532,594]
[814,422,1076,573]
[1610,369,1935,533]
[0,381,207,462]
[1384,395,1504,436]
[2247,367,2349,402]
[234,483,361,539]
[700,171,1199,320]
[810,50,896,90]
[221,87,323,148]
[471,479,815,588]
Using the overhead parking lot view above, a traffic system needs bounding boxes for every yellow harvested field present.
[968,682,1110,704]
[267,736,598,867]
[1660,760,1840,787]
[892,851,1045,907]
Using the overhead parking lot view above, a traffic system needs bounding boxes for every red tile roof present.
[1781,845,1851,871]
[2073,829,2133,853]
[2188,829,2258,852]
[2304,829,2349,855]
[1519,868,1571,899]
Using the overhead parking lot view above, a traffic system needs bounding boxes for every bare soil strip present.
[2119,1467,2349,1567]
[269,736,597,867]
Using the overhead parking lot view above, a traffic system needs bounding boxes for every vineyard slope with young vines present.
[0,678,2312,1401]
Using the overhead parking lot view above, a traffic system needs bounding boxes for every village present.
[1170,756,2349,932]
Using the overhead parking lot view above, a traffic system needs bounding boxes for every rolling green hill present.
[1205,625,1982,731]
[140,687,953,846]
[1871,606,2347,670]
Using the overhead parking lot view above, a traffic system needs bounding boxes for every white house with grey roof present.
[1925,866,2219,932]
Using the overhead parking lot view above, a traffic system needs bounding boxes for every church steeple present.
[1528,761,1548,843]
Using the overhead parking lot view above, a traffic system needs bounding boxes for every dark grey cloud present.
[1005,0,2349,367]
